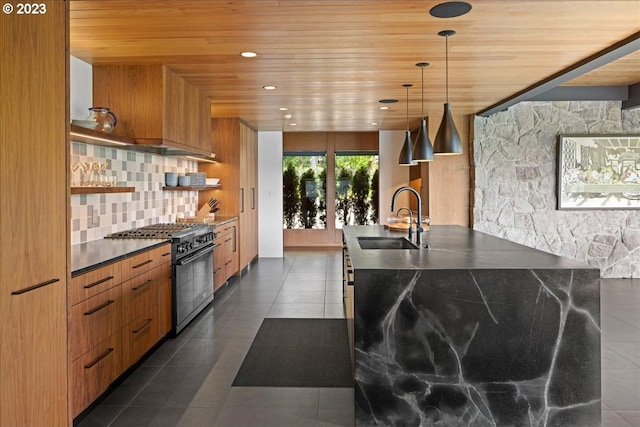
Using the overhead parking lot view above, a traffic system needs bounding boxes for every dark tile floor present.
[76,249,640,427]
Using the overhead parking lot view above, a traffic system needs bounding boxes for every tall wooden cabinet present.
[199,118,258,272]
[0,2,69,425]
[240,124,259,270]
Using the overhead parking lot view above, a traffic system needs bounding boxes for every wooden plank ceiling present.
[69,0,640,132]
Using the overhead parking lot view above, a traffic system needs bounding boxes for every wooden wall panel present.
[423,112,471,227]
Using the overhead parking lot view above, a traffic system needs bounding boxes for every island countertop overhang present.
[343,224,595,271]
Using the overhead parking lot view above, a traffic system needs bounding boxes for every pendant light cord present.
[445,35,449,103]
[421,66,424,118]
[406,86,409,131]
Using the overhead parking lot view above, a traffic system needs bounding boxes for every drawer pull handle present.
[214,267,223,273]
[162,252,171,257]
[84,275,114,289]
[132,259,153,269]
[12,278,59,295]
[84,348,114,369]
[133,319,152,334]
[132,279,152,291]
[84,300,115,316]
[225,260,232,266]
[224,238,232,243]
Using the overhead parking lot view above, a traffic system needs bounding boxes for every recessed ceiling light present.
[370,122,378,126]
[240,51,258,58]
[289,123,297,126]
[263,85,277,90]
[283,114,292,119]
[278,107,289,111]
[379,99,399,104]
[429,1,472,18]
[379,106,390,110]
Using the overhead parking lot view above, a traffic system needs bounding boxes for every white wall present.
[258,131,284,257]
[70,56,92,120]
[379,131,411,220]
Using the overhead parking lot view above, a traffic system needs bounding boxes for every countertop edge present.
[71,239,170,277]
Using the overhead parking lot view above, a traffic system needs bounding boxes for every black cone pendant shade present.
[399,83,417,166]
[435,102,462,154]
[434,30,463,155]
[412,62,434,162]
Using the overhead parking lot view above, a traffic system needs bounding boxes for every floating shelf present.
[71,186,135,194]
[162,185,220,191]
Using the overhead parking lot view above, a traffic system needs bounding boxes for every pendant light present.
[434,30,463,155]
[412,62,434,162]
[399,84,417,166]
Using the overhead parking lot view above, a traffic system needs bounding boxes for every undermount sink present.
[357,236,419,250]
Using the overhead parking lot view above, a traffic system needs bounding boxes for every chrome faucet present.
[391,186,423,246]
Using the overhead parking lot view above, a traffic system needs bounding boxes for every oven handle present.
[176,244,215,266]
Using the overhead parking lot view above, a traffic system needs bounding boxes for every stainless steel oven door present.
[173,243,214,335]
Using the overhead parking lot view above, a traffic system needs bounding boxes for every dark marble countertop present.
[71,238,170,276]
[343,225,594,270]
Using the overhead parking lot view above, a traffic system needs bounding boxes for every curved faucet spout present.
[391,186,423,246]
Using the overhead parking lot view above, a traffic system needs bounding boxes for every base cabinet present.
[70,333,122,417]
[213,219,238,291]
[69,244,171,418]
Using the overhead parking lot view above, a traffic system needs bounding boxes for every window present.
[282,152,327,229]
[335,152,379,229]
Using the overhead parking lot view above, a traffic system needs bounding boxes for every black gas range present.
[106,223,216,335]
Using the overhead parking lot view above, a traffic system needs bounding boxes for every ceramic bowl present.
[165,172,178,186]
[178,175,191,186]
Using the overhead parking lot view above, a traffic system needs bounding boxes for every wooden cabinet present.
[199,118,258,273]
[120,246,171,367]
[68,244,171,417]
[70,334,122,421]
[92,64,212,156]
[68,269,123,417]
[240,124,259,270]
[213,219,238,291]
[0,2,69,425]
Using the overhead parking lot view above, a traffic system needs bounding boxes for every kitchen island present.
[343,225,601,427]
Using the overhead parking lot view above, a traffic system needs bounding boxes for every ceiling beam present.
[623,83,640,110]
[477,31,640,117]
[529,86,629,102]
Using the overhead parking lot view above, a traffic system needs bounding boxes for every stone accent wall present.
[473,101,640,278]
[70,142,199,245]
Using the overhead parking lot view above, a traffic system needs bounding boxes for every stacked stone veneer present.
[474,101,640,278]
[70,142,199,245]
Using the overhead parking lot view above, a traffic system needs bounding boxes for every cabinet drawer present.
[121,269,160,326]
[122,310,159,367]
[121,244,171,281]
[69,286,121,361]
[70,333,122,417]
[213,245,225,291]
[70,262,122,307]
[224,252,237,280]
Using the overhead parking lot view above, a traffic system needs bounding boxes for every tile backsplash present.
[71,142,199,245]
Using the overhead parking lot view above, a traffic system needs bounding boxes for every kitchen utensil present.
[86,107,117,133]
[165,172,178,186]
